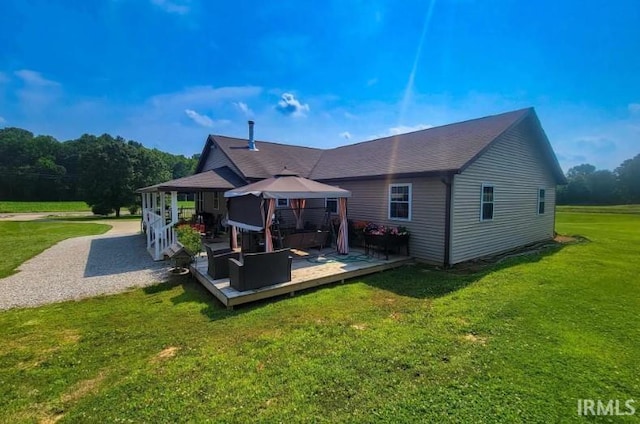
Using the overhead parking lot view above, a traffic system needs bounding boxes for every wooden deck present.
[189,248,412,308]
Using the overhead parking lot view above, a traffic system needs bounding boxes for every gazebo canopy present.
[224,169,351,200]
[224,169,351,254]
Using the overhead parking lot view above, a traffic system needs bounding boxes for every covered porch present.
[137,167,245,260]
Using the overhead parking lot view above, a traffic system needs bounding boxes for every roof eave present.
[316,169,460,183]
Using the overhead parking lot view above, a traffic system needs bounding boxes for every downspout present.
[441,173,454,268]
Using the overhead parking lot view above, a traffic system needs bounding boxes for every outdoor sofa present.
[228,248,293,291]
[205,246,240,280]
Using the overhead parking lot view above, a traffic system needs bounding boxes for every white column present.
[152,191,158,214]
[171,191,178,224]
[160,191,166,222]
[141,192,147,233]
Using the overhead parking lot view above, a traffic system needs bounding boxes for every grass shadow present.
[363,237,583,299]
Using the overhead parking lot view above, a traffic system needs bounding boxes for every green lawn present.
[0,201,92,213]
[0,211,638,422]
[0,221,110,278]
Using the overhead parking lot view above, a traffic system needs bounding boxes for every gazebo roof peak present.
[274,167,300,177]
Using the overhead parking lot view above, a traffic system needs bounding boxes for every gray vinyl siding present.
[334,177,447,264]
[203,191,227,216]
[450,119,557,264]
[201,143,243,176]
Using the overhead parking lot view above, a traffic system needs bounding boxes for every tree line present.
[557,154,640,205]
[0,127,198,216]
[2,126,639,212]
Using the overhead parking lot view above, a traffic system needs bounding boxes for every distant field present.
[0,201,91,213]
[557,204,640,214]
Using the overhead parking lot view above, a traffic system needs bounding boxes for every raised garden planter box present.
[364,234,410,260]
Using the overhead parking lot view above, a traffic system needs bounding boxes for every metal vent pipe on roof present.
[248,120,258,151]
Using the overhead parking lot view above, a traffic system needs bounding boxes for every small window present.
[196,192,205,212]
[538,188,546,214]
[389,183,412,220]
[325,198,338,214]
[277,198,289,208]
[213,192,220,210]
[480,184,494,221]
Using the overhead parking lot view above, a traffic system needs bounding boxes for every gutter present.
[440,173,455,268]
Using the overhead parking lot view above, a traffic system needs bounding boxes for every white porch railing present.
[141,191,179,261]
[143,210,178,261]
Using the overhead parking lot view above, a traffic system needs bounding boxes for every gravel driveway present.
[0,219,170,310]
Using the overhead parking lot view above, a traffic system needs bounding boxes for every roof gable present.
[197,135,323,180]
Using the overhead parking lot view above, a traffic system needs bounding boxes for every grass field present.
[0,210,638,422]
[557,204,640,214]
[0,221,111,278]
[0,200,195,214]
[0,201,91,213]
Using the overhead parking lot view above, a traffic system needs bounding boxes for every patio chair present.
[228,248,293,291]
[205,246,240,280]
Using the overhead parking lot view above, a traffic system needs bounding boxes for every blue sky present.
[1,0,639,171]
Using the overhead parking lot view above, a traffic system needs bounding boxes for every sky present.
[1,0,639,172]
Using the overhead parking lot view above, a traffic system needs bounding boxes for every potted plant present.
[169,225,203,275]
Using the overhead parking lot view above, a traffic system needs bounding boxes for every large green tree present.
[616,154,640,203]
[79,136,136,217]
[0,126,198,205]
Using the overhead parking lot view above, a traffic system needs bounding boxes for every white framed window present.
[325,198,338,214]
[277,198,289,208]
[480,184,494,221]
[213,191,220,210]
[196,192,205,212]
[538,188,546,214]
[388,183,412,221]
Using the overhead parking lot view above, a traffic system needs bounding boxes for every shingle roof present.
[193,108,566,185]
[210,136,324,179]
[137,166,245,193]
[309,108,532,180]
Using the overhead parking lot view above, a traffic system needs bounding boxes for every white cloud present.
[0,116,5,124]
[339,131,351,140]
[234,101,253,117]
[275,93,310,117]
[184,109,229,128]
[150,0,191,15]
[366,78,378,87]
[150,85,261,109]
[11,69,62,113]
[628,103,640,114]
[387,123,433,136]
[14,69,60,87]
